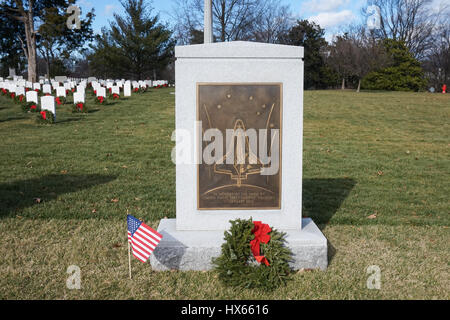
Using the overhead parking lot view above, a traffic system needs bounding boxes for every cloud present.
[302,0,350,13]
[308,10,356,29]
[104,4,118,16]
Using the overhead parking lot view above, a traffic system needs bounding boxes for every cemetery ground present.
[0,88,448,300]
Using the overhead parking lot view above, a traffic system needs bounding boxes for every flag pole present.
[128,240,132,279]
[127,209,132,279]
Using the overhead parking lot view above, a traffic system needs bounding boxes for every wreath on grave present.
[212,218,292,290]
[133,87,139,93]
[72,102,88,113]
[22,101,40,113]
[55,96,66,105]
[14,94,25,103]
[36,110,55,124]
[95,96,106,104]
[112,93,120,100]
[1,88,7,96]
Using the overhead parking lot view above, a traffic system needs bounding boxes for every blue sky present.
[77,0,370,40]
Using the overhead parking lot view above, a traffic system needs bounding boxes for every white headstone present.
[33,83,41,91]
[26,90,38,104]
[42,84,52,94]
[124,81,131,97]
[96,87,106,97]
[56,87,66,97]
[40,96,56,119]
[111,86,120,95]
[73,92,85,104]
[16,86,25,96]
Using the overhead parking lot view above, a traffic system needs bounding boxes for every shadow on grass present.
[0,116,27,123]
[56,117,83,124]
[0,174,117,218]
[302,178,356,225]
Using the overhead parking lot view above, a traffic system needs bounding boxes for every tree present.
[1,0,95,81]
[1,0,40,82]
[0,0,25,76]
[172,0,292,44]
[423,20,450,89]
[362,0,447,59]
[279,20,333,89]
[327,29,391,92]
[38,3,94,78]
[89,0,175,80]
[362,39,427,91]
[327,34,354,90]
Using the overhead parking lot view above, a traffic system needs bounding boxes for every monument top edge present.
[175,41,304,59]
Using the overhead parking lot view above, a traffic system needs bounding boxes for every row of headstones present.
[0,77,170,121]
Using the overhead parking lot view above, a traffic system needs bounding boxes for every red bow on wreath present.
[77,103,83,110]
[30,105,37,110]
[40,111,47,120]
[55,97,61,105]
[250,221,271,266]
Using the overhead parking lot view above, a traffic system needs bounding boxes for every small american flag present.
[127,215,162,263]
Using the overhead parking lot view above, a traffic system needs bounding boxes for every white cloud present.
[302,0,350,13]
[308,10,355,29]
[104,4,118,16]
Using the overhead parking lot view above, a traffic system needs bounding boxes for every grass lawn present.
[0,88,448,299]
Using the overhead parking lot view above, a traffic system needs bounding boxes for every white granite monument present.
[149,40,327,271]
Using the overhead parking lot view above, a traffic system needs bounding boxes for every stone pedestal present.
[150,218,327,271]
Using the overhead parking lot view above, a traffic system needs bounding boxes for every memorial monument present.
[150,0,327,271]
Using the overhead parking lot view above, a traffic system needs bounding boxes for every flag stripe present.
[135,229,158,247]
[141,223,162,239]
[132,238,152,256]
[132,251,147,263]
[133,233,156,250]
[138,229,161,245]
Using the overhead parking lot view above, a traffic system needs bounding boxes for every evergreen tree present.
[280,20,334,89]
[362,39,427,91]
[89,0,175,80]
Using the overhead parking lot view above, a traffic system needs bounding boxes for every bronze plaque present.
[197,83,282,210]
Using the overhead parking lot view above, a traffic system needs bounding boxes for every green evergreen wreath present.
[212,218,293,290]
[36,110,55,124]
[22,101,40,113]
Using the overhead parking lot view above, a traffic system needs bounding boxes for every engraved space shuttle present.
[214,119,264,186]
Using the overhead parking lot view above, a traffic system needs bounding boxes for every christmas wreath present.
[12,94,25,104]
[72,102,88,113]
[22,102,40,113]
[212,218,292,290]
[95,96,106,104]
[133,87,139,93]
[36,110,55,124]
[55,96,66,105]
[112,93,120,100]
[1,88,7,95]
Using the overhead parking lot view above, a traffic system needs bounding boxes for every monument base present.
[149,218,327,271]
